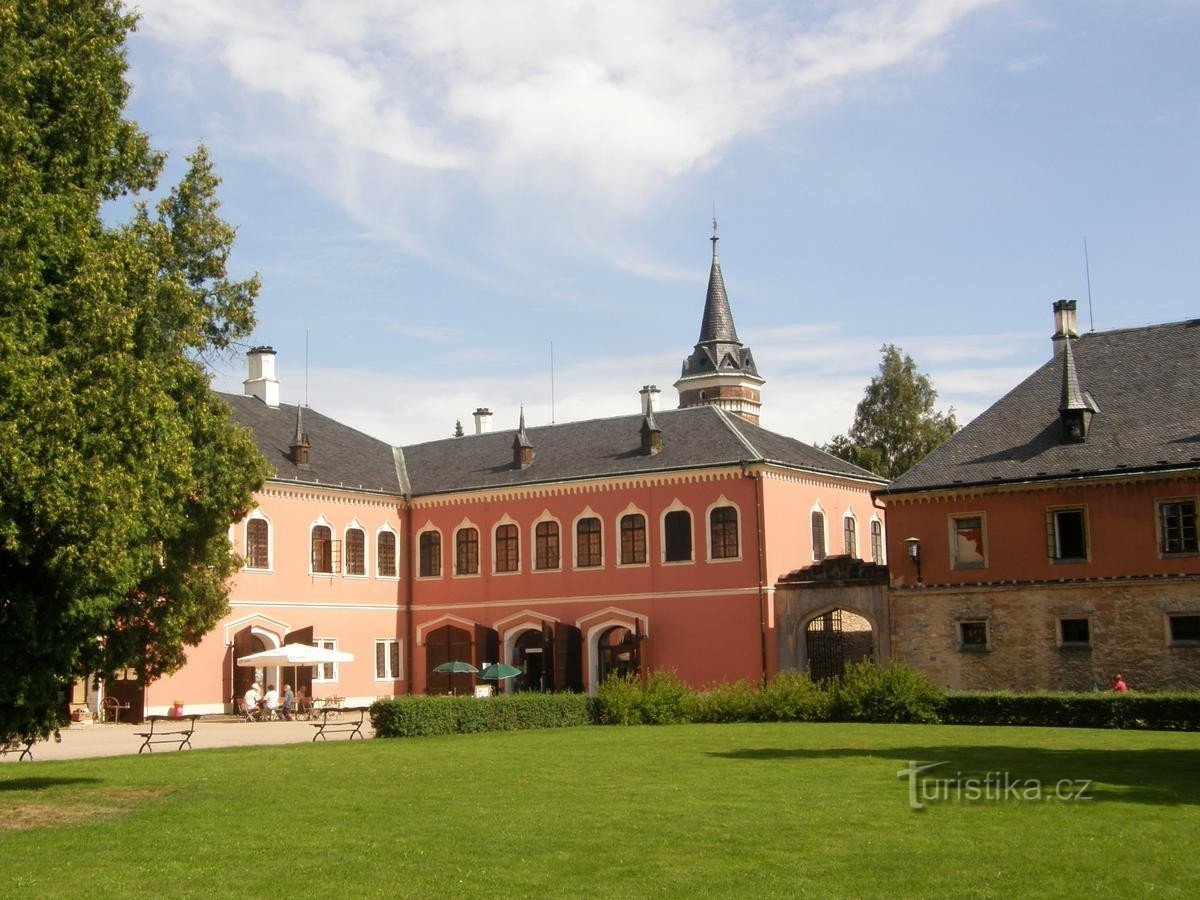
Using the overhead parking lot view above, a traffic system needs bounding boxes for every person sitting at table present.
[296,686,314,719]
[243,682,261,721]
[263,683,280,720]
[281,683,295,721]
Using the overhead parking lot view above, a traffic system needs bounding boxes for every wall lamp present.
[905,537,922,584]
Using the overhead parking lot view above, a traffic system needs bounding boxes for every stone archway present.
[774,555,891,677]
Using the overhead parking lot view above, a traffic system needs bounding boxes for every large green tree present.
[824,344,958,480]
[0,0,269,742]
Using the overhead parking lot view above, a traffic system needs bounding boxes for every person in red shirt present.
[1112,673,1129,693]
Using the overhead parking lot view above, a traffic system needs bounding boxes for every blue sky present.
[124,0,1199,448]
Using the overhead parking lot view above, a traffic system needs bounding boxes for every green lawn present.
[3,723,1198,897]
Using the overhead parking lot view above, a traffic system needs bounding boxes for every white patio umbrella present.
[236,643,355,667]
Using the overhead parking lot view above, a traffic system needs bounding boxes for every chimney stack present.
[1051,300,1079,356]
[639,384,661,416]
[473,407,493,435]
[244,346,280,408]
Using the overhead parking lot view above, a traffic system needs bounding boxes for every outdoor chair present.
[238,699,260,722]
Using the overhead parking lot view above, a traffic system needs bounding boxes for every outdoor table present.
[310,706,368,742]
[0,738,36,761]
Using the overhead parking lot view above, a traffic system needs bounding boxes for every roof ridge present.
[713,406,761,459]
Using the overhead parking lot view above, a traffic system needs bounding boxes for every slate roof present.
[400,405,885,496]
[220,393,403,495]
[885,319,1200,494]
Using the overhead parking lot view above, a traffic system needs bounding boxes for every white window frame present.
[810,502,828,562]
[244,509,273,572]
[571,507,604,571]
[842,511,858,558]
[313,638,340,682]
[616,503,650,568]
[343,520,368,578]
[308,515,336,578]
[660,500,695,566]
[705,496,743,563]
[374,639,403,680]
[869,516,884,565]
[531,511,562,573]
[1047,505,1089,563]
[453,519,482,579]
[376,523,399,580]
[415,522,443,580]
[492,514,522,576]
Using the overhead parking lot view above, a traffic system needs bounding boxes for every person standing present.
[281,683,295,721]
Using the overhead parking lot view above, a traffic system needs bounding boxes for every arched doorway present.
[805,609,874,682]
[512,629,547,692]
[596,626,640,683]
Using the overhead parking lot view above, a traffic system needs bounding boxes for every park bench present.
[310,706,368,742]
[0,738,36,761]
[135,714,200,754]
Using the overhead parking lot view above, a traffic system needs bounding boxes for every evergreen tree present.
[0,0,269,742]
[824,344,957,480]
[454,419,464,437]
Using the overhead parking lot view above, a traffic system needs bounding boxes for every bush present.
[683,680,761,723]
[757,671,829,722]
[371,692,594,738]
[639,670,691,724]
[594,673,644,725]
[943,691,1200,731]
[828,661,945,724]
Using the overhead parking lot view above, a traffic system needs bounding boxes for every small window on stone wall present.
[1059,617,1091,647]
[1168,614,1200,646]
[958,620,989,651]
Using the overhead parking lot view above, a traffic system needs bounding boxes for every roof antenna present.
[304,329,310,406]
[550,340,556,425]
[711,204,719,257]
[1083,237,1095,332]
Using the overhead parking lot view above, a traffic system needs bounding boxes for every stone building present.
[776,303,1200,691]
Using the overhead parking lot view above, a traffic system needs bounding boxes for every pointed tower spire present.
[512,407,535,468]
[674,223,764,424]
[1058,337,1097,443]
[288,403,311,465]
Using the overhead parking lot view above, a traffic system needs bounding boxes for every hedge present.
[370,692,594,738]
[942,691,1200,731]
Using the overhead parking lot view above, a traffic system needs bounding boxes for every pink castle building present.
[118,232,886,717]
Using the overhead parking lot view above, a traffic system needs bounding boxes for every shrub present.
[639,670,691,724]
[829,661,945,724]
[594,673,643,725]
[943,691,1200,731]
[371,693,594,738]
[683,680,761,723]
[757,671,829,722]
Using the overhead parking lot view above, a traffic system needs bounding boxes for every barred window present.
[456,527,479,575]
[812,511,826,561]
[843,517,856,557]
[311,525,333,574]
[246,518,269,569]
[377,531,397,577]
[620,514,647,565]
[495,524,519,573]
[710,507,738,559]
[419,531,441,578]
[870,520,883,564]
[576,517,602,568]
[1160,500,1198,554]
[345,527,366,575]
[535,521,560,570]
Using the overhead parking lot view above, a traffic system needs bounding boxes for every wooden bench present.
[0,738,36,761]
[135,714,200,754]
[310,706,368,742]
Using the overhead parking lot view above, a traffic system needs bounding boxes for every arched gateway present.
[774,555,891,679]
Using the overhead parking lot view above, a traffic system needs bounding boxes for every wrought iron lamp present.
[905,537,922,584]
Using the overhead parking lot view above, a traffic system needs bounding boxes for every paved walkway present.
[2,717,374,763]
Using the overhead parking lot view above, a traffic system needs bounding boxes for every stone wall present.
[889,577,1200,692]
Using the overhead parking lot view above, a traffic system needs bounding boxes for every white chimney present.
[639,384,661,416]
[473,407,493,435]
[1051,300,1078,356]
[244,346,280,408]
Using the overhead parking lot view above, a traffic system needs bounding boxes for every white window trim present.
[659,499,695,566]
[869,515,884,565]
[1047,505,1090,563]
[810,501,828,563]
[244,508,274,572]
[615,503,650,568]
[452,518,482,579]
[491,514,522,576]
[842,510,858,558]
[375,522,400,580]
[705,495,743,564]
[415,522,443,580]
[312,638,340,682]
[949,511,989,570]
[1156,495,1199,558]
[530,510,562,573]
[343,519,369,579]
[571,506,605,571]
[308,515,336,578]
[374,638,404,680]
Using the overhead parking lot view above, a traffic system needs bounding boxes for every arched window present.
[495,524,519,573]
[246,518,269,569]
[620,514,647,565]
[418,531,441,578]
[843,516,856,558]
[456,527,479,575]
[345,527,366,575]
[811,511,826,561]
[870,520,883,564]
[710,506,738,559]
[377,530,397,577]
[311,524,333,574]
[664,510,692,562]
[576,517,602,568]
[535,521,560,570]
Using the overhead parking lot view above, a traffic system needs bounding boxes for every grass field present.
[3,722,1198,897]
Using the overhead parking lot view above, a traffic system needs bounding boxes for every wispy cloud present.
[1003,53,1048,73]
